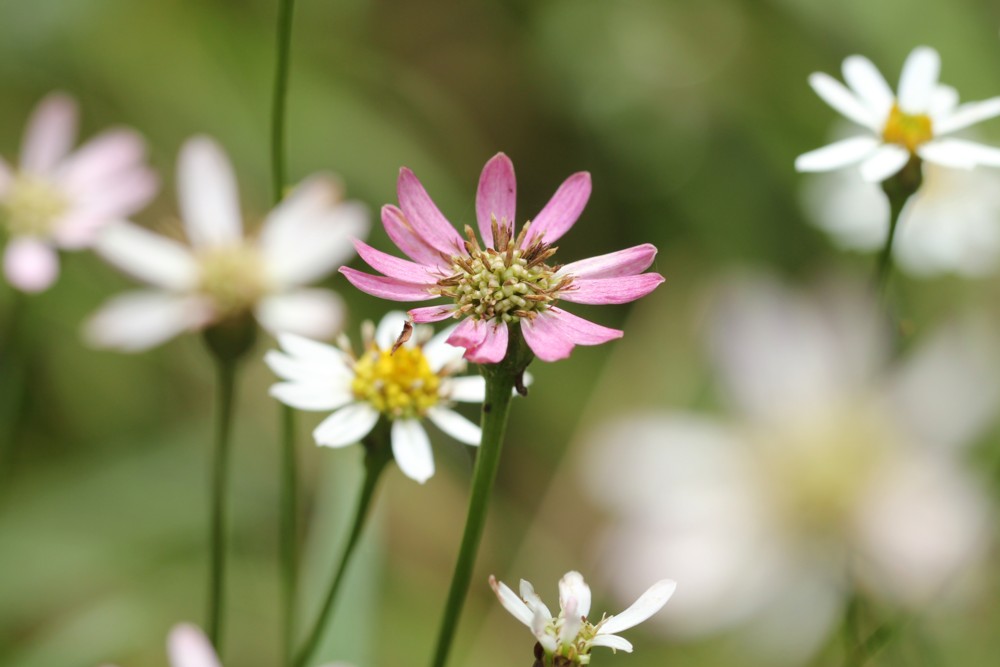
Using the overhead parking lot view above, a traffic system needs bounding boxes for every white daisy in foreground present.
[0,92,157,292]
[490,570,675,665]
[100,623,354,667]
[581,275,997,663]
[84,136,367,352]
[796,46,1000,182]
[266,311,487,483]
[803,158,1000,276]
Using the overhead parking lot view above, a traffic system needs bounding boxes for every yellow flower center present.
[1,175,68,237]
[882,103,933,153]
[198,245,269,319]
[351,344,441,419]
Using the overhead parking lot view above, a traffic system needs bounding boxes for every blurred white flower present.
[0,92,157,292]
[266,311,486,483]
[490,570,675,665]
[796,46,1000,182]
[581,275,997,662]
[84,136,367,351]
[803,159,1000,277]
[101,623,355,667]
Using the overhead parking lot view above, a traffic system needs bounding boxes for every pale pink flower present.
[490,570,675,664]
[0,92,157,292]
[340,153,663,363]
[84,136,368,352]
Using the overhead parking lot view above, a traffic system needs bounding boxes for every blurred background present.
[3,0,1000,665]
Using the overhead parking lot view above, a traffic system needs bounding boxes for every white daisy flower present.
[0,92,157,293]
[84,136,368,352]
[265,311,487,484]
[489,570,675,665]
[803,157,1000,277]
[795,46,1000,182]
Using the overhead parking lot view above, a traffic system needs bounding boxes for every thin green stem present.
[0,291,28,492]
[293,434,391,667]
[207,355,239,655]
[280,404,299,664]
[429,327,531,667]
[875,157,922,297]
[271,0,296,204]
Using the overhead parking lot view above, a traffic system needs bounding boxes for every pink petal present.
[3,238,59,292]
[470,320,508,363]
[521,308,622,361]
[52,166,159,248]
[409,304,457,323]
[382,204,450,268]
[561,273,664,305]
[546,307,623,344]
[397,167,465,256]
[21,93,78,175]
[58,129,149,195]
[339,266,436,301]
[167,623,221,667]
[559,243,658,280]
[447,317,488,350]
[476,153,516,248]
[353,238,438,284]
[524,172,591,246]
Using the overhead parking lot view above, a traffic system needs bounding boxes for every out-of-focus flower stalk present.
[876,158,923,294]
[430,327,533,667]
[0,290,28,491]
[269,0,300,662]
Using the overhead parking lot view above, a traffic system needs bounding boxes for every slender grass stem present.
[0,291,28,491]
[293,433,391,667]
[271,0,296,204]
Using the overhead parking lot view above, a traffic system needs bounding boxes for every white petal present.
[312,403,379,448]
[442,376,486,403]
[391,418,435,483]
[21,93,78,175]
[167,624,221,667]
[427,406,481,445]
[83,291,211,352]
[795,136,878,172]
[859,144,910,182]
[843,55,893,120]
[558,596,582,646]
[808,72,878,130]
[94,222,198,290]
[177,136,243,248]
[375,310,411,350]
[269,381,353,412]
[532,605,556,651]
[3,237,59,293]
[520,579,553,619]
[256,289,346,340]
[934,97,1000,135]
[278,331,352,365]
[260,176,369,287]
[264,348,350,383]
[598,579,677,635]
[929,85,959,118]
[558,571,592,621]
[898,46,940,114]
[490,576,534,627]
[422,323,465,371]
[590,634,633,653]
[920,139,1000,168]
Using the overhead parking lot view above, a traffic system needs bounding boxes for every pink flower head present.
[0,92,157,292]
[340,153,664,363]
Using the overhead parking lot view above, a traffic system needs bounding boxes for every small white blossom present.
[796,46,1000,182]
[84,136,367,351]
[490,570,675,665]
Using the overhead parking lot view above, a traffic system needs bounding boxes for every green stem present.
[207,354,239,655]
[280,405,299,664]
[271,0,296,204]
[0,291,28,492]
[429,329,532,667]
[293,432,391,667]
[875,157,923,296]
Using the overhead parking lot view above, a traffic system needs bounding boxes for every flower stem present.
[0,291,28,492]
[875,157,923,296]
[207,352,239,656]
[271,0,296,204]
[293,430,391,667]
[429,328,532,667]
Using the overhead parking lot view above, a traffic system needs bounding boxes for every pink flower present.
[340,153,663,363]
[0,92,157,292]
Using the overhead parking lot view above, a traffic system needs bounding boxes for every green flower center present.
[1,175,68,237]
[435,220,572,324]
[882,103,933,153]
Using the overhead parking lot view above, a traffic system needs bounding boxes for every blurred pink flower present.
[340,153,663,363]
[0,92,157,292]
[84,136,368,352]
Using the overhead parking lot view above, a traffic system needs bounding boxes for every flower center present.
[1,175,68,237]
[435,220,572,324]
[351,344,441,419]
[197,244,269,319]
[882,103,933,153]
